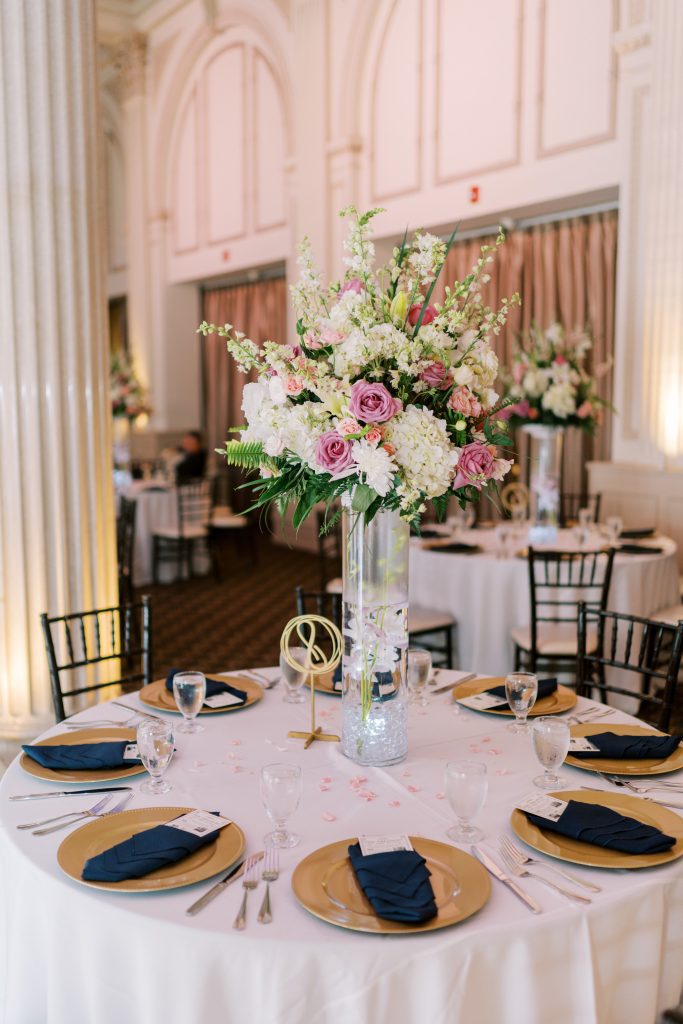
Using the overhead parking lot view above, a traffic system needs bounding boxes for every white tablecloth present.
[119,482,209,585]
[410,530,680,688]
[2,674,683,1024]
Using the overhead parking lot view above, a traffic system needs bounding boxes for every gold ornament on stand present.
[501,481,530,517]
[280,614,342,749]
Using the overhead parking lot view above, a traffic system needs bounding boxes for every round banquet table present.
[410,530,680,685]
[2,673,683,1024]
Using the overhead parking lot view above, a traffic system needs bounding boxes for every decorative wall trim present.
[171,86,200,256]
[204,43,248,247]
[253,49,288,233]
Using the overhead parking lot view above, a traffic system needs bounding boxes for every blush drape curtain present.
[434,210,618,498]
[201,277,287,506]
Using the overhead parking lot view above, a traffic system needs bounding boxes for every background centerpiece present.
[110,351,152,470]
[502,323,608,540]
[199,207,518,765]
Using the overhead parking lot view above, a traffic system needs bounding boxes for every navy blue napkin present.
[165,668,246,705]
[569,731,683,760]
[487,677,558,702]
[526,799,676,854]
[331,667,395,699]
[22,740,140,771]
[618,544,664,555]
[82,813,223,882]
[347,843,437,923]
[621,528,655,539]
[426,542,481,554]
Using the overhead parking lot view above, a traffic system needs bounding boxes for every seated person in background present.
[175,430,207,483]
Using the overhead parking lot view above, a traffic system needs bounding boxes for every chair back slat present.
[117,496,137,604]
[177,480,212,535]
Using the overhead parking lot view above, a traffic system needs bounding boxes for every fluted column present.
[0,0,118,738]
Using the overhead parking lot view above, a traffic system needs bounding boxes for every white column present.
[0,0,118,740]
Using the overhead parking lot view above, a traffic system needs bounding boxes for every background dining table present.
[410,529,680,708]
[1,669,683,1024]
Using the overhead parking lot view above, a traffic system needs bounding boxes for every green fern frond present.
[219,440,277,472]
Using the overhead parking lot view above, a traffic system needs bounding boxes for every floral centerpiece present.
[503,322,606,431]
[110,351,152,421]
[199,207,519,765]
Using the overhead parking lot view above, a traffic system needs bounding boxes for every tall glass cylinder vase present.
[112,415,132,471]
[340,504,409,767]
[523,424,564,543]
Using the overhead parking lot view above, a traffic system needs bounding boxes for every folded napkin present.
[347,843,437,923]
[419,527,448,539]
[82,813,222,882]
[22,740,140,771]
[570,731,683,760]
[621,528,656,539]
[486,676,558,702]
[332,667,395,699]
[525,799,676,854]
[165,668,246,705]
[617,543,664,555]
[426,542,481,555]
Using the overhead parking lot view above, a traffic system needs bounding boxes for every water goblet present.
[407,648,431,707]
[260,763,303,848]
[495,524,511,559]
[280,647,308,704]
[445,761,488,844]
[504,672,538,733]
[532,717,570,790]
[605,515,623,546]
[172,671,206,733]
[137,719,174,795]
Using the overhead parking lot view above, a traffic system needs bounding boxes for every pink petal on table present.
[469,745,481,753]
[320,776,333,784]
[349,776,367,788]
[482,736,491,743]
[388,800,401,808]
[230,739,242,746]
[401,770,412,778]
[358,789,377,800]
[406,784,421,793]
[231,765,244,773]
[435,791,445,800]
[319,784,330,792]
[495,768,509,776]
[487,748,501,755]
[322,811,337,822]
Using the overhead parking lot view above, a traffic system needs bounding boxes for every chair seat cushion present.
[326,577,343,594]
[409,606,454,634]
[511,623,598,656]
[211,515,248,529]
[153,524,207,540]
[653,604,683,626]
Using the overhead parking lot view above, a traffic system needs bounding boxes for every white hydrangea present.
[385,406,458,498]
[541,381,576,418]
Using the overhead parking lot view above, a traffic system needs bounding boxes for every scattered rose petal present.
[319,784,330,792]
[401,770,412,778]
[487,748,501,755]
[388,800,401,807]
[320,777,333,784]
[230,739,242,746]
[231,765,244,773]
[322,811,337,822]
[435,791,445,800]
[469,745,482,753]
[358,789,377,800]
[349,775,367,788]
[482,736,491,743]
[406,784,421,793]
[495,768,509,776]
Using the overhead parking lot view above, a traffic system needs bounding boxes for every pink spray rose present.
[452,441,496,491]
[448,386,482,418]
[364,426,383,445]
[419,361,450,389]
[304,333,323,350]
[554,354,567,366]
[576,400,593,419]
[339,278,363,297]
[320,326,345,346]
[315,431,354,474]
[337,417,361,437]
[349,380,402,423]
[285,376,304,396]
[512,399,530,418]
[408,303,437,327]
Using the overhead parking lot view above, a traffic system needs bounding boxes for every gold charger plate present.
[511,789,683,870]
[20,727,147,784]
[312,671,341,697]
[140,675,263,714]
[565,724,683,776]
[291,837,490,934]
[453,677,577,716]
[57,805,246,892]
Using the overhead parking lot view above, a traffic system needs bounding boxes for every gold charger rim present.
[511,788,683,870]
[453,677,577,716]
[291,836,490,934]
[565,723,683,776]
[19,727,147,784]
[313,671,341,697]
[140,675,263,714]
[57,805,246,892]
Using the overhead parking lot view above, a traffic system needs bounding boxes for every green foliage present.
[220,440,277,473]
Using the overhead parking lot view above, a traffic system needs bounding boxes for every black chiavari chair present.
[512,547,615,679]
[40,596,152,723]
[559,492,602,527]
[152,479,215,583]
[117,495,137,606]
[577,603,683,731]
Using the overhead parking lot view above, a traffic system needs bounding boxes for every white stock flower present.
[351,440,396,497]
[541,381,576,418]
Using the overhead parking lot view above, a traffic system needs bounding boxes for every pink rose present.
[320,326,345,346]
[576,400,593,419]
[349,380,402,423]
[513,399,530,418]
[339,278,363,297]
[448,386,482,418]
[408,303,437,327]
[285,376,304,396]
[315,431,354,474]
[453,441,496,491]
[304,333,323,350]
[419,361,450,389]
[365,426,383,444]
[337,417,361,437]
[382,442,396,457]
[554,354,567,366]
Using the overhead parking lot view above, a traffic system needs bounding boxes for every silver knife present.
[10,786,134,801]
[432,672,476,695]
[185,850,265,916]
[111,700,164,721]
[579,785,683,810]
[471,846,542,914]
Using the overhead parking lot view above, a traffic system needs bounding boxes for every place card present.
[333,677,343,693]
[166,810,232,837]
[203,692,244,709]
[122,743,140,760]
[457,692,507,711]
[378,682,395,697]
[516,792,568,823]
[568,737,600,753]
[358,834,414,856]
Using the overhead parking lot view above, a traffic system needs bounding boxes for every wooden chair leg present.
[444,627,453,670]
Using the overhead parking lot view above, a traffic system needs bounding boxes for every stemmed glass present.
[260,763,303,848]
[532,717,570,790]
[605,515,623,546]
[504,672,538,733]
[407,648,431,707]
[137,719,174,795]
[280,647,308,704]
[172,671,206,733]
[445,761,488,844]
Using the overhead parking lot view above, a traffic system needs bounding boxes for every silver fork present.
[598,772,683,793]
[32,791,132,835]
[257,848,280,924]
[500,835,601,893]
[567,708,615,725]
[63,712,143,730]
[17,792,115,831]
[232,854,261,930]
[498,846,592,904]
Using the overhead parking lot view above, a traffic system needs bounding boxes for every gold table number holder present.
[280,614,342,749]
[501,481,530,517]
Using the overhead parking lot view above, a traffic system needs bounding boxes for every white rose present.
[541,382,576,418]
[452,364,474,387]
